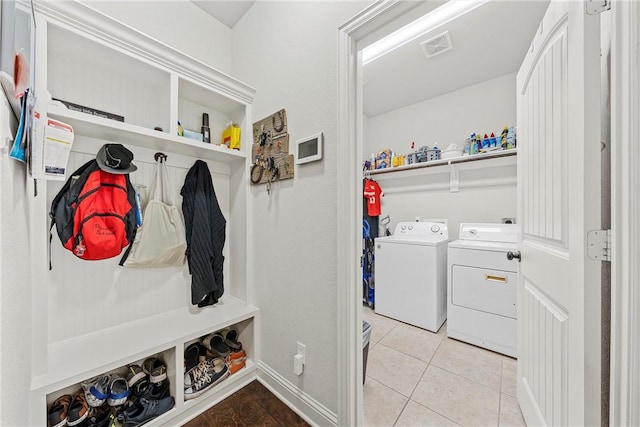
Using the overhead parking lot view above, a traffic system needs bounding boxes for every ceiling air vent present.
[420,31,453,59]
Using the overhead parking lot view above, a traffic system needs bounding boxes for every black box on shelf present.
[54,98,125,122]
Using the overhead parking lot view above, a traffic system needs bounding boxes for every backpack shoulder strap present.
[119,173,138,266]
[49,159,98,221]
[49,159,99,270]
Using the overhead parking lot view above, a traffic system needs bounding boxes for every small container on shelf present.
[222,122,241,149]
[202,113,211,143]
[182,129,203,142]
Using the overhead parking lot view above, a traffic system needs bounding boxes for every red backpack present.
[49,159,138,266]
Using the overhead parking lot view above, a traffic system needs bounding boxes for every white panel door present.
[516,1,601,426]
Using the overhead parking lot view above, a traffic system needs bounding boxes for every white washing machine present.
[447,223,519,357]
[374,221,449,332]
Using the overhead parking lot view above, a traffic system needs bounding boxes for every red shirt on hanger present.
[363,179,383,217]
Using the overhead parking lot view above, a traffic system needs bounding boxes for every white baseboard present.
[257,361,337,427]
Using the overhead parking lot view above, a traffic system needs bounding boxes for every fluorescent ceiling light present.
[362,0,490,65]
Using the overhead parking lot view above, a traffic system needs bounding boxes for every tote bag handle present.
[148,158,172,205]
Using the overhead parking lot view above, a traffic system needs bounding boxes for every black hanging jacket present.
[181,160,226,306]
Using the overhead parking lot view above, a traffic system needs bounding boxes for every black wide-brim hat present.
[96,144,137,174]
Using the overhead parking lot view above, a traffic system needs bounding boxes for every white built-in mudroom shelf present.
[47,103,247,163]
[27,1,258,425]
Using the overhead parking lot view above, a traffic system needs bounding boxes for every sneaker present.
[139,379,170,401]
[227,359,246,375]
[84,406,114,427]
[142,357,167,384]
[67,389,89,426]
[116,396,174,427]
[81,374,111,407]
[184,358,229,400]
[106,377,130,407]
[202,332,230,358]
[227,348,246,363]
[48,394,72,427]
[226,349,247,375]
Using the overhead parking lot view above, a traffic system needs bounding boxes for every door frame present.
[610,1,640,425]
[337,1,639,425]
[336,1,441,425]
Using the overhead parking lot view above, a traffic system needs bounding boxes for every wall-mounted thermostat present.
[295,132,323,165]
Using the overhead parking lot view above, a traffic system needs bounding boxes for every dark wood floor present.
[183,380,310,427]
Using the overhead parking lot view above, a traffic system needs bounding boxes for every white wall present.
[365,72,517,158]
[372,159,517,241]
[232,0,370,415]
[0,87,32,424]
[88,0,233,74]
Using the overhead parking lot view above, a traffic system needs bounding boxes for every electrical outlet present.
[294,342,306,376]
[297,341,306,364]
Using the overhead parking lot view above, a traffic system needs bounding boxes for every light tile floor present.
[363,306,526,427]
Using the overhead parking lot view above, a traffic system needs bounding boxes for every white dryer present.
[447,223,519,357]
[374,221,449,332]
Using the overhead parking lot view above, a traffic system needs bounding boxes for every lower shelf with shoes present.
[40,314,257,426]
[46,351,176,427]
[182,318,252,404]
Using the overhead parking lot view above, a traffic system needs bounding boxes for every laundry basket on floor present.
[363,320,373,384]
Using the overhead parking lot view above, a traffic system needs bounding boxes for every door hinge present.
[587,229,611,261]
[586,0,611,15]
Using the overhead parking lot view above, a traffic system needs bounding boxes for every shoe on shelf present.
[139,378,170,401]
[227,348,246,364]
[84,405,114,427]
[117,396,174,427]
[107,377,130,407]
[184,342,203,373]
[196,343,208,363]
[202,332,230,358]
[81,374,111,407]
[67,389,89,426]
[126,365,146,388]
[127,365,150,398]
[222,327,243,352]
[228,359,246,375]
[116,396,174,427]
[184,358,229,401]
[142,357,167,384]
[47,394,72,427]
[227,348,247,375]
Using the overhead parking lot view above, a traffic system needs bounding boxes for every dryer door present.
[451,266,517,319]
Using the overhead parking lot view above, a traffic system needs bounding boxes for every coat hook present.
[154,152,167,163]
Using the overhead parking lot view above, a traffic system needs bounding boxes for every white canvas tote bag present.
[124,158,187,267]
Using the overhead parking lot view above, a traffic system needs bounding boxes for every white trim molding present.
[257,361,336,427]
[610,1,640,425]
[29,0,255,104]
[337,1,435,425]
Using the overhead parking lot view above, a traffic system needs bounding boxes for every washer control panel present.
[393,221,448,238]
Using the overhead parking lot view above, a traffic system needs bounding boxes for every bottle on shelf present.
[202,113,211,143]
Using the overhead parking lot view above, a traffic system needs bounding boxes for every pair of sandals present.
[80,374,129,408]
[184,328,242,372]
[203,328,242,358]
